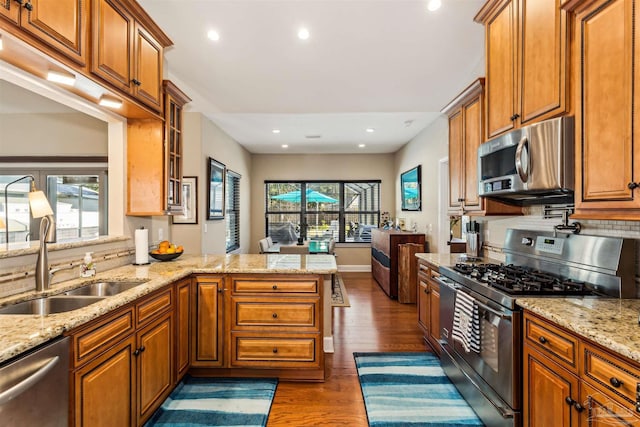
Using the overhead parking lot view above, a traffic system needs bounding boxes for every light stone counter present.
[517,298,640,364]
[415,253,466,268]
[0,254,337,364]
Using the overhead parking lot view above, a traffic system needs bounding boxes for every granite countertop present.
[415,253,464,268]
[0,254,337,364]
[517,298,640,364]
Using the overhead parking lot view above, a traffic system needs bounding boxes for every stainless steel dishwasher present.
[0,336,70,427]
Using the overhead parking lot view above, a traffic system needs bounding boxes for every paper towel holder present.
[133,227,150,266]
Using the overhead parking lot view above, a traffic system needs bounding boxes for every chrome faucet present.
[34,215,56,292]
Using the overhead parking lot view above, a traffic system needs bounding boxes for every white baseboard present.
[338,264,371,272]
[323,336,334,353]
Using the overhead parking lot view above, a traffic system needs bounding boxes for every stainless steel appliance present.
[438,229,636,427]
[0,336,70,427]
[478,116,574,205]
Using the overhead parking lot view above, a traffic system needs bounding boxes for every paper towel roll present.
[135,228,149,265]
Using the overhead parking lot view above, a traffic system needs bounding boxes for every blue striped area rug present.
[145,376,278,427]
[354,352,484,426]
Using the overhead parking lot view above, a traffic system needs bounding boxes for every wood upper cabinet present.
[442,78,521,216]
[91,0,167,112]
[476,0,569,139]
[127,80,191,216]
[0,0,87,65]
[191,275,225,368]
[564,0,640,219]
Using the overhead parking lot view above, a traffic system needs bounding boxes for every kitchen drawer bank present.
[0,254,337,365]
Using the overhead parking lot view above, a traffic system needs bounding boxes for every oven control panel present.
[534,236,565,255]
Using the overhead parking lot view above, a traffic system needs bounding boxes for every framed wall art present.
[172,176,198,224]
[400,165,422,211]
[207,157,226,220]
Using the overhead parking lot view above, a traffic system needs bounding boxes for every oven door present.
[440,278,521,410]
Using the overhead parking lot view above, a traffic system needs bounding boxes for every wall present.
[250,153,395,269]
[178,112,252,255]
[394,116,449,252]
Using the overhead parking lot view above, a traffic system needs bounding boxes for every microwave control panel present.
[483,178,512,193]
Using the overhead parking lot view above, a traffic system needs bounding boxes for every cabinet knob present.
[424,289,430,294]
[272,313,278,318]
[510,113,520,121]
[565,396,575,406]
[131,78,142,86]
[272,284,278,290]
[272,348,278,353]
[24,1,33,10]
[573,402,584,413]
[538,336,548,344]
[133,348,140,356]
[610,377,623,388]
[628,182,639,190]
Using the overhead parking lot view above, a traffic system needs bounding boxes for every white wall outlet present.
[204,224,208,233]
[428,223,433,235]
[158,228,164,241]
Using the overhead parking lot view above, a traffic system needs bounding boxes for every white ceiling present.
[139,0,485,154]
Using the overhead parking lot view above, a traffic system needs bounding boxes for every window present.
[1,167,107,246]
[225,170,241,252]
[265,181,380,244]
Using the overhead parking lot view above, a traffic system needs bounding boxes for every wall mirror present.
[400,165,421,211]
[207,157,226,220]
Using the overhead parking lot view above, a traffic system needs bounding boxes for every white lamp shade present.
[28,191,53,218]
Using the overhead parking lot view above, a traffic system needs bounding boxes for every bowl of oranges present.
[149,240,184,261]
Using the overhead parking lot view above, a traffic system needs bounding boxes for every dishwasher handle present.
[0,356,59,406]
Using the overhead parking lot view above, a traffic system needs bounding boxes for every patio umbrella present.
[271,189,338,235]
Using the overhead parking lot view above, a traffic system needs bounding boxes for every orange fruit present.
[176,245,184,252]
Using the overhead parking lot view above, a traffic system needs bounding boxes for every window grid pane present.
[226,172,240,252]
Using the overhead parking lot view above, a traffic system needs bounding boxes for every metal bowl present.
[149,251,183,261]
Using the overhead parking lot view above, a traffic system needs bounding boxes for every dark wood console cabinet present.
[371,229,426,299]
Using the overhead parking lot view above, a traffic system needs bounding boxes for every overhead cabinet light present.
[46,70,76,86]
[98,95,123,109]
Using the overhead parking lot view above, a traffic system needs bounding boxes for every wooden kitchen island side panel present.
[371,228,426,299]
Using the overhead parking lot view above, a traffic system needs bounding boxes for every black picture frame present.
[400,165,421,211]
[207,157,226,220]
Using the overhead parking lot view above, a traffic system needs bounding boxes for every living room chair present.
[258,238,270,253]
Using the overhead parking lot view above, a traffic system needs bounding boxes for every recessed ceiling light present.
[272,129,281,134]
[297,27,310,40]
[427,0,442,12]
[358,144,366,148]
[281,144,289,148]
[365,128,375,133]
[46,70,76,86]
[207,30,220,41]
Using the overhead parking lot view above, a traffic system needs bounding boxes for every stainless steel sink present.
[63,280,148,297]
[0,296,107,315]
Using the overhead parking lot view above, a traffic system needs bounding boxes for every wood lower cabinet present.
[191,275,225,367]
[475,0,569,140]
[523,310,640,426]
[68,287,174,427]
[564,0,640,220]
[417,258,441,356]
[175,278,191,382]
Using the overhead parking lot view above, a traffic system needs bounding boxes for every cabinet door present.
[133,22,163,111]
[137,312,173,424]
[176,278,191,382]
[20,0,87,65]
[574,0,640,215]
[448,109,464,211]
[486,0,517,138]
[462,93,483,211]
[192,276,224,367]
[427,277,440,356]
[91,0,133,92]
[0,0,20,24]
[580,382,640,427]
[417,274,429,333]
[519,0,567,125]
[74,336,136,427]
[524,344,579,427]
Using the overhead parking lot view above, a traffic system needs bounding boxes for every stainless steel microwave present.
[477,116,574,205]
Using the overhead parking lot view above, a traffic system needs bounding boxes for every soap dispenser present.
[80,252,96,278]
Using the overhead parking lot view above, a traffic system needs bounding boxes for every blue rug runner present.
[146,376,278,427]
[354,352,484,426]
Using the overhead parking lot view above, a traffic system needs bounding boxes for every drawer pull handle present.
[272,313,278,318]
[538,336,548,344]
[272,348,278,353]
[610,377,623,388]
[272,284,278,290]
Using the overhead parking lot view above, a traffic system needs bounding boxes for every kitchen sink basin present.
[0,296,107,315]
[63,280,148,297]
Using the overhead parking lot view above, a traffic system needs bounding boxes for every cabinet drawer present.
[582,342,640,409]
[233,277,318,294]
[524,313,578,372]
[69,307,135,367]
[580,380,640,424]
[232,334,319,367]
[137,288,172,327]
[232,298,319,330]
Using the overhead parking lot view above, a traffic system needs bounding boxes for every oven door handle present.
[439,277,513,321]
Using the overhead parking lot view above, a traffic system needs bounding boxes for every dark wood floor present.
[267,272,428,426]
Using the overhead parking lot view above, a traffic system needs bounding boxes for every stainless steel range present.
[437,228,636,427]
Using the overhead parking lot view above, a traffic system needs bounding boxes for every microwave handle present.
[515,135,529,183]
